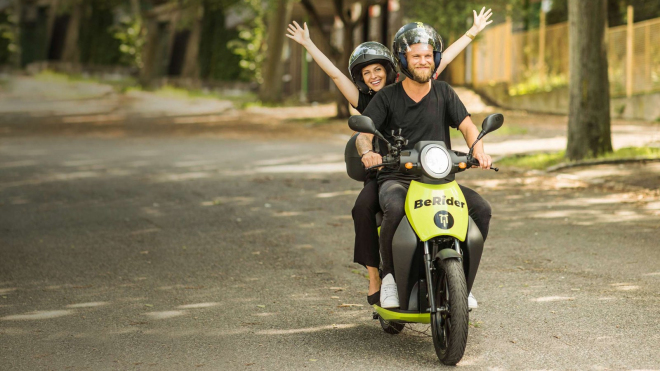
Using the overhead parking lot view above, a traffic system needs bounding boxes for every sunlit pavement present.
[1,135,659,370]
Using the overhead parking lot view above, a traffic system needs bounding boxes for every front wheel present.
[431,258,469,365]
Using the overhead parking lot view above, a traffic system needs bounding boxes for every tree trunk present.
[139,18,159,86]
[259,0,293,103]
[61,1,81,65]
[45,0,60,58]
[130,0,141,20]
[566,0,612,160]
[165,8,181,73]
[12,0,22,68]
[181,4,203,81]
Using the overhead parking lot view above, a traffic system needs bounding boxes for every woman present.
[286,8,493,306]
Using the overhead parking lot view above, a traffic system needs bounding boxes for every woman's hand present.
[471,7,493,34]
[286,21,311,46]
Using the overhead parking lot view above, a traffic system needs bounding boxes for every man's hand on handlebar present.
[361,151,383,169]
[472,151,492,170]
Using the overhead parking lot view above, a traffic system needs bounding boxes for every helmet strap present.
[398,52,408,70]
[434,51,442,71]
[356,80,371,94]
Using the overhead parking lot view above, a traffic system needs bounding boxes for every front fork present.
[423,241,437,314]
[424,239,462,314]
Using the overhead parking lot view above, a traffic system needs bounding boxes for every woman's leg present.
[351,177,381,295]
[367,266,380,295]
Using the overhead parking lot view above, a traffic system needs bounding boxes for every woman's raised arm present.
[286,21,360,107]
[435,7,493,76]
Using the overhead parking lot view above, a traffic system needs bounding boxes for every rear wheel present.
[431,258,469,365]
[378,316,405,334]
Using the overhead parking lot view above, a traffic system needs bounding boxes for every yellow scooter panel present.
[404,180,469,242]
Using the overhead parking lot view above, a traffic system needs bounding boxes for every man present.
[356,22,492,309]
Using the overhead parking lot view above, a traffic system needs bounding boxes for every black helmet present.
[348,42,397,95]
[392,22,443,80]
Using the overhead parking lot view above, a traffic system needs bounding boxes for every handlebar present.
[467,156,499,172]
[366,162,398,170]
[364,153,499,172]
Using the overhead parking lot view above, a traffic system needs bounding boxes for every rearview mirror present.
[348,115,377,134]
[480,113,504,136]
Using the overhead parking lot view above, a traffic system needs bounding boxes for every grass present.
[147,85,258,108]
[33,70,74,83]
[498,146,660,170]
[449,125,528,139]
[31,71,258,106]
[284,116,345,127]
[34,69,139,92]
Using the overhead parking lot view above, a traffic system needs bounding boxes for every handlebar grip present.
[366,162,397,170]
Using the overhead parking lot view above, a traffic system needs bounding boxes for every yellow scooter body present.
[404,180,469,242]
[372,180,470,322]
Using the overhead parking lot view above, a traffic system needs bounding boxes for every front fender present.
[435,248,462,261]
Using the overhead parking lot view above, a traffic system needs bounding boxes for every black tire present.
[431,258,469,365]
[378,316,405,334]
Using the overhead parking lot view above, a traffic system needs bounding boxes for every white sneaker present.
[468,292,478,309]
[380,273,400,308]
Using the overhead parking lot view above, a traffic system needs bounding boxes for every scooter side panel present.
[392,216,419,311]
[404,180,469,242]
[463,216,484,294]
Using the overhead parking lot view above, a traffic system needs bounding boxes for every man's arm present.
[457,116,492,170]
[356,133,382,168]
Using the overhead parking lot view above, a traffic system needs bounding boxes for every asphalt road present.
[1,135,659,370]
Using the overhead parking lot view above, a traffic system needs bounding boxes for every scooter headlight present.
[420,144,452,179]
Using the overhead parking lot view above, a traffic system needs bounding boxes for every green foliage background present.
[403,0,529,40]
[546,0,660,26]
[199,0,244,81]
[79,0,123,65]
[0,11,12,64]
[226,0,267,83]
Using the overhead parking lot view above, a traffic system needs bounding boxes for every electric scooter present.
[347,113,503,365]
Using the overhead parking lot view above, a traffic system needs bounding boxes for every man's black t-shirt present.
[361,80,470,184]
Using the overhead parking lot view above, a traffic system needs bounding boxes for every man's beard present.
[408,65,433,83]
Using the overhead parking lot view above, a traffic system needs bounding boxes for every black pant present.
[379,179,492,277]
[352,177,381,268]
